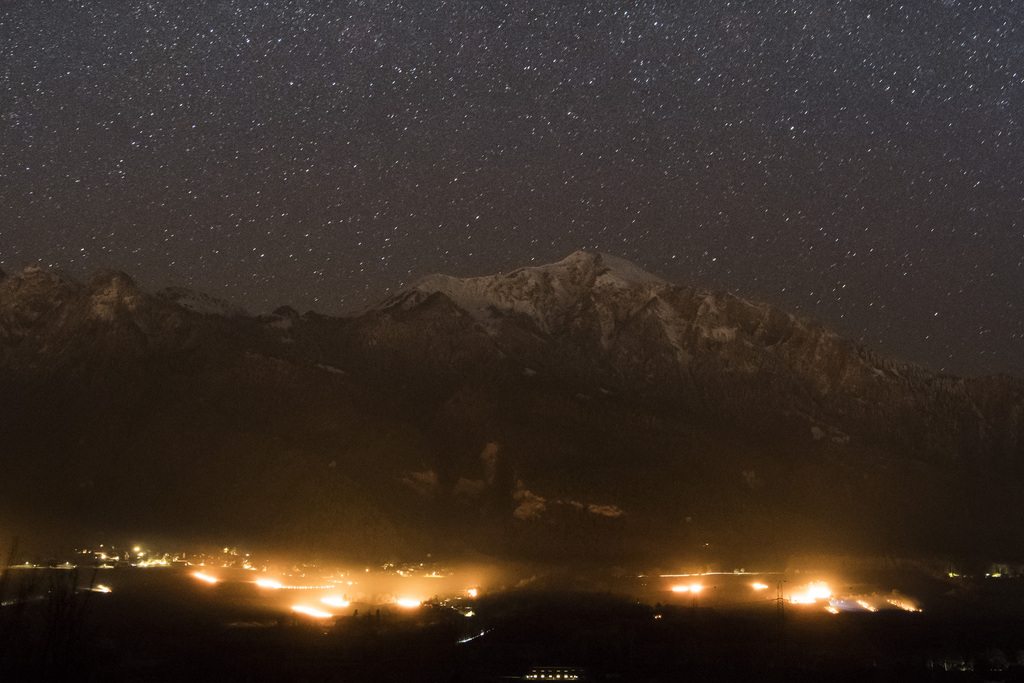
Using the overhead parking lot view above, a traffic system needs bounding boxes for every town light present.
[292,605,332,618]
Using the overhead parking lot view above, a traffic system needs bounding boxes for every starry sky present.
[1,1,1021,377]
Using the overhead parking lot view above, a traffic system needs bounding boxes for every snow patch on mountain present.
[401,469,439,499]
[157,286,247,317]
[454,477,486,502]
[586,503,625,518]
[590,252,666,288]
[390,251,669,335]
[513,481,547,520]
[86,271,140,321]
[480,442,499,485]
[710,326,738,343]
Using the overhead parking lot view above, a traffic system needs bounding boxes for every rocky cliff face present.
[0,266,81,344]
[0,256,1021,563]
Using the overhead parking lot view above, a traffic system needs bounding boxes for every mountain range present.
[1,252,1021,565]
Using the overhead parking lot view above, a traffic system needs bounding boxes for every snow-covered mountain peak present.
[380,252,904,392]
[386,251,670,333]
[13,265,80,291]
[559,250,666,288]
[157,286,247,317]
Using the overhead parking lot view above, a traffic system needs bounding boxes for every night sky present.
[1,2,1021,377]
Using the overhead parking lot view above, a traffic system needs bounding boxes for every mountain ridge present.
[0,254,1021,563]
[378,251,1022,460]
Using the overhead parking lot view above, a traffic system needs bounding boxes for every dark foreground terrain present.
[3,564,1024,682]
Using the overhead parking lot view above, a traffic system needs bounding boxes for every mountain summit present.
[0,254,1021,562]
[384,251,667,332]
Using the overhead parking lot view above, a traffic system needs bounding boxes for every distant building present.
[522,665,587,681]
